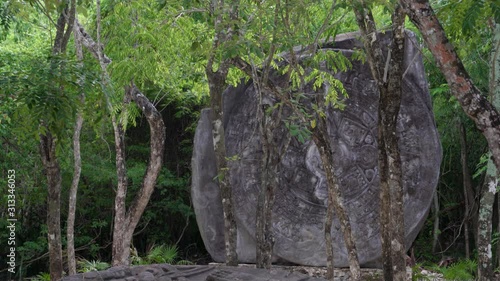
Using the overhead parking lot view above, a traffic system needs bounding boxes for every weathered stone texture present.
[191,31,442,267]
[60,264,329,281]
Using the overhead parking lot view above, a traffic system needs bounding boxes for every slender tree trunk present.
[476,21,500,281]
[351,2,407,280]
[66,18,85,275]
[385,9,407,281]
[313,118,361,280]
[254,73,277,270]
[205,0,241,266]
[459,122,471,260]
[497,191,500,268]
[79,0,135,266]
[253,5,280,269]
[67,111,83,275]
[42,2,76,279]
[109,84,167,265]
[122,82,166,260]
[477,168,497,280]
[40,132,63,281]
[324,162,335,281]
[111,112,129,265]
[206,66,238,266]
[76,10,150,265]
[377,120,393,281]
[432,189,440,253]
[351,3,391,278]
[255,106,278,269]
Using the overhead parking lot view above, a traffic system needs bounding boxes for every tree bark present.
[109,84,167,266]
[66,18,85,275]
[476,21,500,281]
[254,70,278,270]
[77,0,137,266]
[67,111,83,275]
[351,2,407,280]
[111,111,129,265]
[400,0,500,172]
[253,5,281,269]
[385,9,407,281]
[350,3,392,278]
[76,14,151,266]
[40,131,63,281]
[477,168,497,280]
[255,101,277,269]
[431,189,440,253]
[205,0,240,266]
[459,122,471,260]
[122,82,167,260]
[42,2,76,279]
[497,191,500,268]
[312,114,361,281]
[206,65,238,266]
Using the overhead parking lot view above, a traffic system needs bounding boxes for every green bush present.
[131,244,178,265]
[435,259,477,281]
[77,259,111,273]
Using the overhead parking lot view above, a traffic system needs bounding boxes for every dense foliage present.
[0,0,499,279]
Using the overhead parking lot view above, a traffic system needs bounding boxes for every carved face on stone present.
[305,143,328,206]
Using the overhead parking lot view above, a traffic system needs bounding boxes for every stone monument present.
[191,31,442,267]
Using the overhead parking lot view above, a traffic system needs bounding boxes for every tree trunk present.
[107,0,129,258]
[477,168,497,280]
[253,6,280,269]
[42,2,76,279]
[401,5,500,276]
[67,111,83,275]
[254,73,278,270]
[76,13,158,266]
[385,9,407,281]
[40,131,63,281]
[351,2,407,280]
[313,103,361,281]
[77,0,135,266]
[432,189,440,253]
[206,65,238,266]
[122,82,167,259]
[351,4,392,279]
[477,21,500,281]
[111,112,129,265]
[66,18,85,275]
[400,0,500,172]
[255,107,277,269]
[497,191,500,268]
[459,122,471,260]
[205,0,241,266]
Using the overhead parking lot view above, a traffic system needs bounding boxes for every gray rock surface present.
[191,31,442,267]
[60,264,328,281]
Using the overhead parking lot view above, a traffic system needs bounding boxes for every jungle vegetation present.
[0,0,499,280]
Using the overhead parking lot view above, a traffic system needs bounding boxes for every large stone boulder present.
[191,31,442,267]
